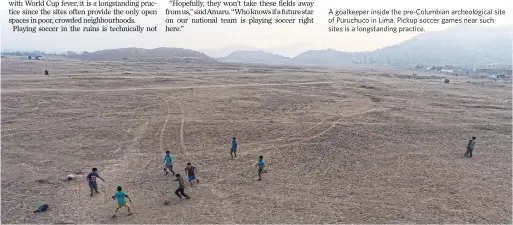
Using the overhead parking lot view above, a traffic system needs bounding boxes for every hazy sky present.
[1,0,511,56]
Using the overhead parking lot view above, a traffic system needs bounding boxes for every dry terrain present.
[1,58,512,224]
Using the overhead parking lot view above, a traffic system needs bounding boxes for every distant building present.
[486,63,511,70]
[429,66,443,71]
[477,68,512,76]
[490,74,507,79]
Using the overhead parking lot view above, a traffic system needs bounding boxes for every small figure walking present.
[231,137,237,159]
[174,174,190,199]
[87,167,105,197]
[185,163,200,187]
[256,155,267,181]
[464,136,477,157]
[164,151,175,175]
[111,186,132,218]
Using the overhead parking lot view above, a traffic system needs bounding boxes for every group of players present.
[85,137,268,218]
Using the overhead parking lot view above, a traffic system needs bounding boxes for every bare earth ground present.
[1,58,512,224]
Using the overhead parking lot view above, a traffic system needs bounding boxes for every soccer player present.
[173,174,190,199]
[87,167,105,197]
[256,155,267,181]
[185,163,200,186]
[111,186,132,218]
[164,151,175,175]
[231,137,237,159]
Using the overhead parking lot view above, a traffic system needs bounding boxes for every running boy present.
[185,163,200,186]
[164,151,175,175]
[173,174,190,199]
[231,137,237,159]
[111,186,132,218]
[87,167,105,196]
[255,155,267,181]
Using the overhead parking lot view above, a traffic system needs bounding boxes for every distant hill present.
[200,45,259,58]
[368,24,513,67]
[70,47,215,63]
[292,49,361,66]
[214,25,512,68]
[200,43,319,58]
[24,24,509,68]
[218,49,361,67]
[263,43,322,58]
[218,50,292,65]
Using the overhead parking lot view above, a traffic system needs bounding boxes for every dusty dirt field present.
[1,58,512,224]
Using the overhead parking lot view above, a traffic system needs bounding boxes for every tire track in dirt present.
[232,105,377,157]
[241,116,337,147]
[113,124,140,155]
[132,120,149,156]
[198,105,381,192]
[297,107,378,143]
[137,98,173,172]
[176,99,186,151]
[104,118,149,175]
[159,100,172,153]
[181,116,337,160]
[188,103,379,164]
[237,83,371,149]
[241,105,379,158]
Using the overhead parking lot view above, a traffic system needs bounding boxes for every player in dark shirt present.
[173,174,190,199]
[185,163,200,186]
[87,167,105,197]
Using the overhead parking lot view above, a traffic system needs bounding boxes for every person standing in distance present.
[231,137,237,159]
[464,136,477,157]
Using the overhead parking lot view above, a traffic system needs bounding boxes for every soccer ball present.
[67,174,75,181]
[164,200,169,205]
